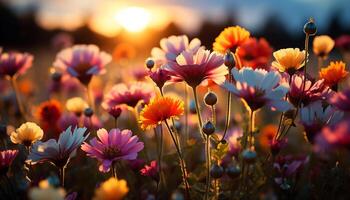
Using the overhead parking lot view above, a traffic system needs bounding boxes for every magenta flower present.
[223,67,292,111]
[27,126,89,167]
[166,48,228,88]
[58,113,79,131]
[148,65,172,89]
[0,150,18,175]
[81,128,144,172]
[223,127,243,157]
[102,82,154,110]
[140,160,159,181]
[330,89,350,111]
[0,51,33,77]
[288,74,332,107]
[53,44,111,85]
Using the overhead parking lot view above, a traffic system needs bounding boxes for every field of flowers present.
[1,18,350,200]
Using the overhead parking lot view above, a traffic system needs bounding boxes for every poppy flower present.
[272,48,305,74]
[213,26,250,54]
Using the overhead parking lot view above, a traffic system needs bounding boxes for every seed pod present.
[226,165,241,179]
[51,71,62,82]
[202,121,215,135]
[84,108,94,117]
[204,91,218,106]
[224,51,235,69]
[189,100,197,114]
[242,148,257,164]
[303,18,317,36]
[210,163,224,179]
[145,58,155,69]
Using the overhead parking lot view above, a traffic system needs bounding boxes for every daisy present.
[313,35,335,59]
[53,44,111,85]
[272,48,305,74]
[0,150,18,176]
[213,26,250,54]
[166,47,228,88]
[81,128,144,172]
[10,122,44,147]
[93,177,129,200]
[330,89,350,111]
[319,61,348,90]
[223,67,292,112]
[0,51,33,77]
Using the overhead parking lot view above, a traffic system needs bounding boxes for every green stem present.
[205,134,211,200]
[86,83,95,112]
[184,84,189,144]
[192,87,206,141]
[249,110,255,147]
[59,166,66,187]
[221,75,232,141]
[154,125,164,193]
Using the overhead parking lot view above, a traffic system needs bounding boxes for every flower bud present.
[202,121,215,135]
[210,163,224,179]
[189,100,197,114]
[108,106,122,119]
[224,51,235,69]
[84,108,94,117]
[204,91,218,106]
[242,149,257,164]
[303,18,317,36]
[51,71,62,82]
[145,58,155,69]
[225,165,241,179]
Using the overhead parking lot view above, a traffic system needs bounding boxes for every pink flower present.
[81,128,144,172]
[83,115,103,130]
[102,82,154,110]
[0,51,33,77]
[140,160,159,181]
[0,150,18,175]
[222,127,243,157]
[107,106,122,119]
[166,48,228,87]
[53,44,111,85]
[223,67,292,111]
[151,35,201,65]
[288,74,332,107]
[335,35,350,52]
[148,65,172,89]
[330,89,350,111]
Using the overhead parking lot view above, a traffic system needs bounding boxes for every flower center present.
[103,147,121,159]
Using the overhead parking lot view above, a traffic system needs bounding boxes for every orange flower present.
[313,35,334,58]
[139,96,184,130]
[113,43,136,61]
[319,61,348,87]
[258,124,278,150]
[36,100,62,124]
[213,26,250,54]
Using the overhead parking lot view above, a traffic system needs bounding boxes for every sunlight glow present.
[114,7,151,33]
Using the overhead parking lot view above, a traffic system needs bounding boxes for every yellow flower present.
[139,96,184,130]
[11,122,43,146]
[94,177,129,200]
[66,97,88,116]
[272,48,305,73]
[28,180,65,200]
[319,61,348,87]
[313,35,335,58]
[213,26,250,54]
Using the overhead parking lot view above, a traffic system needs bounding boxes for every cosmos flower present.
[140,160,159,181]
[223,127,243,157]
[148,65,172,89]
[272,48,305,74]
[330,88,350,111]
[223,67,292,111]
[93,177,129,200]
[53,44,112,85]
[28,179,65,200]
[36,99,62,127]
[236,37,273,70]
[335,35,350,52]
[166,48,228,88]
[102,82,154,110]
[313,35,335,59]
[10,122,44,147]
[319,61,348,89]
[300,101,343,143]
[151,35,201,65]
[0,150,18,175]
[213,26,250,54]
[81,128,144,172]
[28,126,89,167]
[139,96,184,130]
[288,74,332,107]
[66,97,88,116]
[0,51,33,77]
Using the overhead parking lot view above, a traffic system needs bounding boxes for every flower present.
[0,51,33,77]
[148,65,172,89]
[66,97,88,116]
[300,101,343,143]
[288,74,332,107]
[36,100,62,126]
[140,160,159,181]
[223,67,292,111]
[313,35,335,58]
[330,88,350,111]
[81,128,144,172]
[223,127,243,157]
[319,61,348,89]
[93,177,129,200]
[58,113,79,131]
[166,48,228,88]
[258,125,278,150]
[272,48,305,74]
[28,179,65,200]
[53,44,112,85]
[0,150,18,175]
[11,122,44,147]
[102,82,154,110]
[236,37,273,70]
[213,26,250,54]
[335,35,350,52]
[151,35,201,65]
[28,126,88,167]
[139,96,184,130]
[113,43,136,61]
[107,106,122,119]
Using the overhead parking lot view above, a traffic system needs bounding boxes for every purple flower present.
[0,150,18,175]
[148,66,172,89]
[81,128,144,172]
[0,51,33,77]
[223,127,243,157]
[53,44,111,85]
[58,113,79,131]
[330,89,350,111]
[140,160,159,181]
[28,126,89,167]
